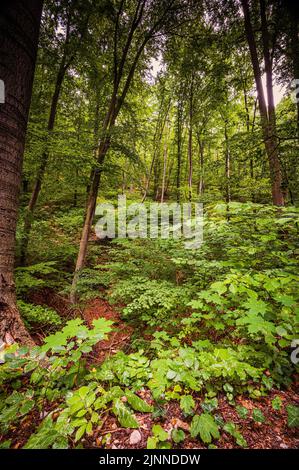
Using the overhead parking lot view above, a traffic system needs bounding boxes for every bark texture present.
[0,0,43,344]
[241,0,284,206]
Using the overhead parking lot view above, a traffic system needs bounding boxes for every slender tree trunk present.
[176,96,183,203]
[240,0,284,206]
[197,138,205,195]
[142,101,167,202]
[160,120,169,203]
[187,76,194,203]
[224,121,231,203]
[0,0,43,344]
[70,139,109,303]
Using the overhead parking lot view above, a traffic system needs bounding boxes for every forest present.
[0,0,298,454]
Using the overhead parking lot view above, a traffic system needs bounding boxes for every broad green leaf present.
[112,399,139,428]
[180,395,195,415]
[252,409,265,423]
[286,405,299,428]
[125,390,153,412]
[147,436,158,449]
[75,424,86,442]
[172,429,185,443]
[190,413,220,443]
[236,405,248,419]
[223,422,247,447]
[271,396,282,411]
[152,424,168,441]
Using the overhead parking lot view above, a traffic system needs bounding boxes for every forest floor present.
[17,274,299,449]
[78,295,299,449]
[4,284,299,450]
[4,204,299,450]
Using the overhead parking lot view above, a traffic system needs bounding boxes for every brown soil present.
[83,298,133,364]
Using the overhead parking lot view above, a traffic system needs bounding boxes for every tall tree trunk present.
[142,99,167,202]
[188,75,194,203]
[240,0,284,206]
[197,138,204,195]
[70,138,110,303]
[286,0,299,132]
[0,0,43,344]
[176,95,183,203]
[224,121,231,203]
[160,120,169,203]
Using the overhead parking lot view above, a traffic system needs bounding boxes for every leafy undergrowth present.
[1,202,299,449]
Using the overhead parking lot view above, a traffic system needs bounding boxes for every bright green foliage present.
[112,399,139,428]
[286,405,299,428]
[147,424,171,449]
[180,395,195,415]
[252,409,266,423]
[190,413,220,444]
[223,422,247,447]
[271,396,283,411]
[172,428,185,443]
[125,389,153,412]
[18,301,62,329]
[111,276,188,326]
[236,405,249,419]
[0,318,112,442]
[2,203,298,449]
[15,262,60,296]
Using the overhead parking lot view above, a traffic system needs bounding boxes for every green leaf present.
[180,395,195,415]
[271,396,282,411]
[86,421,93,435]
[75,424,86,442]
[190,413,220,444]
[286,405,299,428]
[125,390,153,412]
[0,440,11,449]
[91,318,113,337]
[172,429,185,443]
[210,281,227,296]
[166,370,176,380]
[252,409,265,423]
[236,405,248,419]
[147,436,158,449]
[223,422,247,447]
[112,399,139,428]
[19,399,35,416]
[152,424,168,441]
[242,298,267,316]
[201,398,218,413]
[24,416,59,449]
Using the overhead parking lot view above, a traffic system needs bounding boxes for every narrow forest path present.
[83,298,133,364]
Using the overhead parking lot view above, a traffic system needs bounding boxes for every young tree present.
[70,0,197,301]
[0,0,43,344]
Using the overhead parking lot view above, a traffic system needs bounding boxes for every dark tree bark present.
[0,0,43,344]
[285,0,299,131]
[240,0,284,206]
